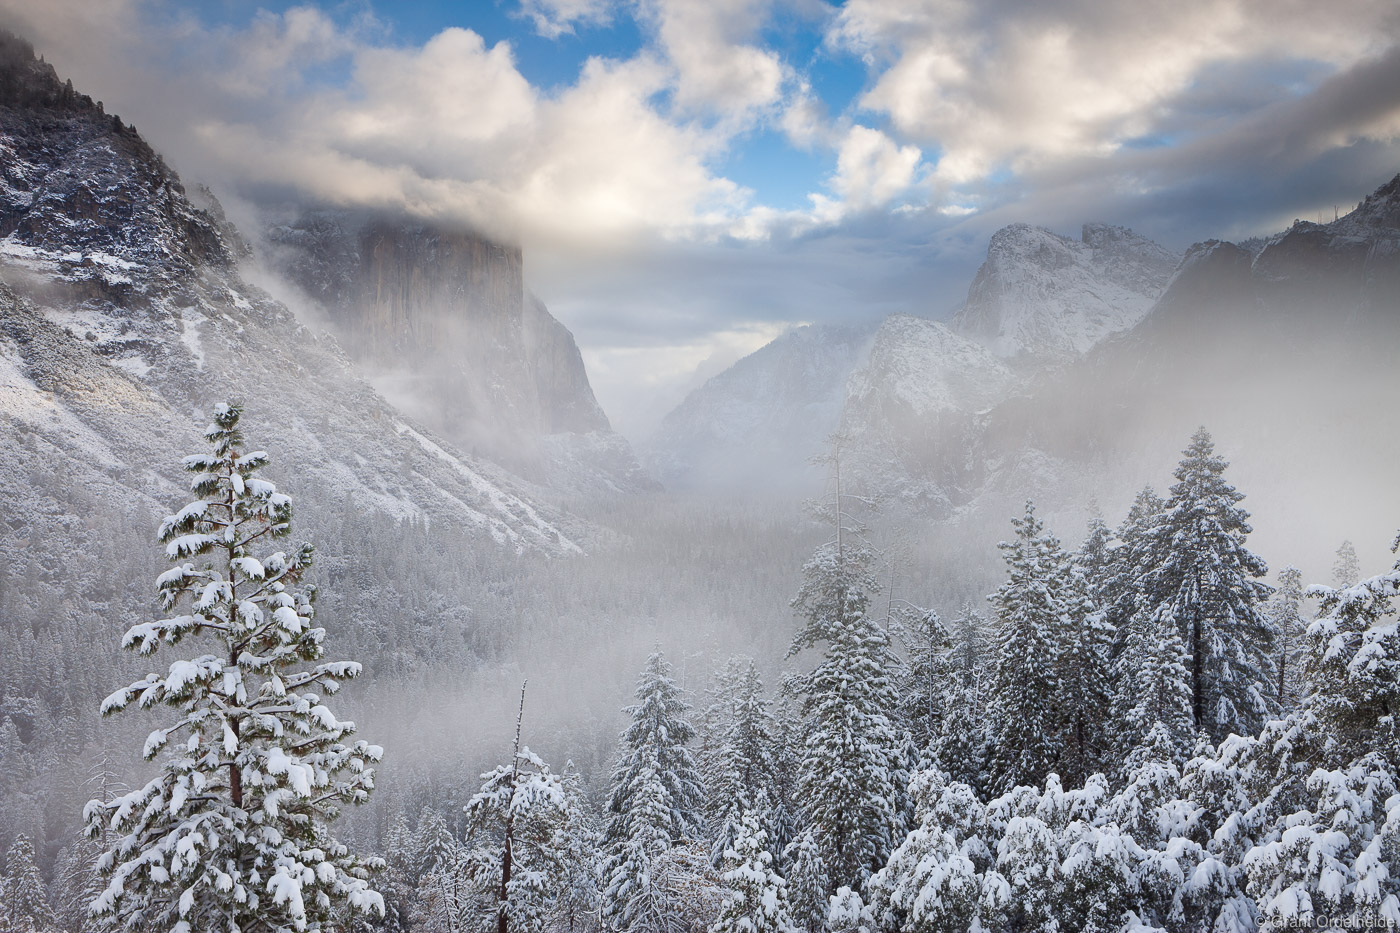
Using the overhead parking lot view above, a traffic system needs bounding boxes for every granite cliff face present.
[952,222,1177,360]
[265,211,649,493]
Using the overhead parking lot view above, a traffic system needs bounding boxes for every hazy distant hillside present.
[649,222,1178,501]
[265,211,655,495]
[644,321,878,490]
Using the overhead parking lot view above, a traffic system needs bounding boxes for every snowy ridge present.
[645,322,877,490]
[952,223,1177,360]
[845,315,1016,418]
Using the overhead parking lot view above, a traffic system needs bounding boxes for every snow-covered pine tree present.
[52,839,108,933]
[411,807,459,889]
[931,603,988,791]
[781,831,828,933]
[84,403,383,933]
[1140,539,1400,933]
[603,769,718,933]
[1306,544,1400,767]
[786,437,906,894]
[709,812,799,933]
[376,814,415,933]
[552,763,603,933]
[1333,539,1360,587]
[1104,487,1164,654]
[602,652,708,930]
[411,839,470,933]
[2,832,57,933]
[866,769,984,933]
[982,810,1059,933]
[1077,514,1115,608]
[1054,551,1113,787]
[1267,566,1305,708]
[699,658,780,867]
[605,652,704,851]
[787,535,905,892]
[1115,605,1195,774]
[985,501,1065,794]
[460,687,575,933]
[898,608,953,757]
[1143,428,1276,742]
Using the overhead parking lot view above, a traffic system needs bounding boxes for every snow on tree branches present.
[84,402,383,933]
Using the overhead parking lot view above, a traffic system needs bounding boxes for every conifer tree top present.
[86,401,383,933]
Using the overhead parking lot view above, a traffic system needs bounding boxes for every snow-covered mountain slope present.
[952,223,1178,360]
[263,212,655,496]
[842,315,1020,513]
[958,171,1400,562]
[644,322,877,490]
[0,32,585,556]
[648,221,1177,497]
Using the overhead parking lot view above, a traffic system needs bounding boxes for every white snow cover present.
[952,223,1178,359]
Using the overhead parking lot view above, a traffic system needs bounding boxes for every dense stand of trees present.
[1,420,1395,933]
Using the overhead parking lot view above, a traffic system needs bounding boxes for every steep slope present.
[0,32,584,556]
[644,322,877,490]
[842,315,1020,513]
[264,210,654,495]
[952,223,1177,360]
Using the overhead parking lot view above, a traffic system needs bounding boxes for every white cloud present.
[517,0,614,39]
[3,4,754,246]
[831,0,1400,185]
[779,79,837,149]
[642,0,787,120]
[829,125,922,210]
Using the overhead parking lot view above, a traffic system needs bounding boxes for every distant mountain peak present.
[952,221,1177,360]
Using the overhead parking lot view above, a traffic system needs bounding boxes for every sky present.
[3,0,1400,436]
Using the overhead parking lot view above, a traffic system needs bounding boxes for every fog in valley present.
[2,3,1400,933]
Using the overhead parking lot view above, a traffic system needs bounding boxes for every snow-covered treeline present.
[2,414,1396,933]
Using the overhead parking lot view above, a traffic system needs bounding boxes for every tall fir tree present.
[457,685,585,933]
[929,603,989,791]
[786,436,906,893]
[605,652,704,850]
[1104,486,1165,656]
[781,830,828,933]
[898,607,954,757]
[699,658,780,867]
[1142,428,1276,742]
[552,763,603,933]
[1077,514,1115,608]
[1267,566,1305,708]
[1114,604,1195,773]
[457,683,588,933]
[2,832,56,933]
[709,812,799,933]
[602,652,708,930]
[1332,539,1360,587]
[787,539,905,891]
[985,501,1065,794]
[1054,552,1114,787]
[84,403,383,933]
